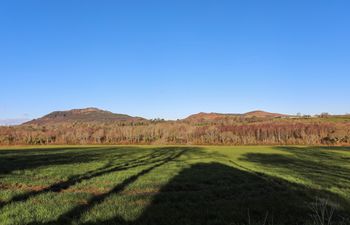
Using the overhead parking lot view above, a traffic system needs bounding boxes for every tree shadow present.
[78,162,349,225]
[0,146,204,211]
[241,146,350,195]
[47,148,187,225]
[21,146,196,225]
[309,146,350,152]
[4,146,350,225]
[0,146,127,175]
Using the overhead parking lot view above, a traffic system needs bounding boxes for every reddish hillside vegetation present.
[243,110,289,118]
[24,108,145,125]
[184,112,240,123]
[0,108,349,146]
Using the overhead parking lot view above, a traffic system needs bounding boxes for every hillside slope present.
[243,110,289,118]
[24,108,145,125]
[184,110,289,123]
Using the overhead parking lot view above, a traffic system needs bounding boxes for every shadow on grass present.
[0,146,209,211]
[241,146,350,195]
[0,147,124,175]
[309,146,350,152]
[76,162,349,225]
[4,146,350,225]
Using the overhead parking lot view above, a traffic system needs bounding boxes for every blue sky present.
[1,0,349,121]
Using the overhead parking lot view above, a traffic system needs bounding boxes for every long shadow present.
[80,163,349,225]
[0,147,120,175]
[0,147,188,210]
[5,146,349,225]
[241,146,350,196]
[27,148,187,225]
[0,146,127,208]
[310,146,350,152]
[0,145,224,176]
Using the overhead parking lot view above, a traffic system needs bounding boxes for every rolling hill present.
[1,107,348,146]
[24,108,145,125]
[184,110,289,123]
[23,108,291,125]
[243,110,289,118]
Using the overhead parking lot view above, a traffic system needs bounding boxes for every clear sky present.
[1,0,349,122]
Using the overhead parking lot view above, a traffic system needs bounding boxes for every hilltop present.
[22,109,291,125]
[184,110,289,123]
[0,107,349,145]
[24,107,145,125]
[243,110,289,118]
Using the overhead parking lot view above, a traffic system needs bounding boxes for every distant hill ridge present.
[184,110,289,122]
[24,107,145,125]
[4,108,349,146]
[23,108,291,126]
[243,110,288,118]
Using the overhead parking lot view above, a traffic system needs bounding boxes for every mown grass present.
[0,145,349,225]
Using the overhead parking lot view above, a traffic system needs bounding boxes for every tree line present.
[0,119,349,145]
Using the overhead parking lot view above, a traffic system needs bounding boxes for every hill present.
[184,110,289,123]
[184,112,240,123]
[23,108,290,126]
[243,110,289,118]
[24,108,145,125]
[0,108,349,145]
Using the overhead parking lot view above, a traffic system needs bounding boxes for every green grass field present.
[0,145,349,225]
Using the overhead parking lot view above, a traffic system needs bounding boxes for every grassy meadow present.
[0,145,349,225]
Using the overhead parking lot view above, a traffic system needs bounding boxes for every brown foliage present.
[1,117,349,145]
